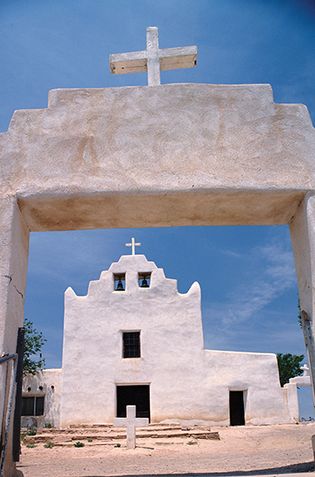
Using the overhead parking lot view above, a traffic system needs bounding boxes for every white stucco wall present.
[202,350,289,425]
[283,373,312,422]
[1,84,314,232]
[57,254,290,427]
[22,369,61,427]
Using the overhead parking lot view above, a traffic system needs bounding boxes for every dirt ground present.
[17,423,315,477]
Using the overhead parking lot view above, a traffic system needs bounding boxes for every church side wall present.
[203,350,291,425]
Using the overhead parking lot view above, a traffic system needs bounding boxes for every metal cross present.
[110,26,197,86]
[125,237,141,255]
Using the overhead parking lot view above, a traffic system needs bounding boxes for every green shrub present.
[277,353,304,387]
[26,443,36,448]
[26,427,37,436]
[87,438,93,443]
[74,441,85,448]
[44,422,52,429]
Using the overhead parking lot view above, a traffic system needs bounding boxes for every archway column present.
[290,192,315,401]
[0,197,29,477]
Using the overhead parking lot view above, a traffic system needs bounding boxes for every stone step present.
[34,425,204,435]
[68,423,182,429]
[69,425,183,431]
[24,429,220,443]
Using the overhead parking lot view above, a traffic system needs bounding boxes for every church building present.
[22,241,299,428]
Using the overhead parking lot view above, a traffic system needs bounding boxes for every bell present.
[141,277,149,288]
[117,279,124,291]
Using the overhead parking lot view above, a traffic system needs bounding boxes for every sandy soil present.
[17,423,315,477]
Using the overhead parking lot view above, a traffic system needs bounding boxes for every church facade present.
[22,251,299,428]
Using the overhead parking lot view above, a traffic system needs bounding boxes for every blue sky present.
[1,0,315,416]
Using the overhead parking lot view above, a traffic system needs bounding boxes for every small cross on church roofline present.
[125,237,141,255]
[109,26,197,86]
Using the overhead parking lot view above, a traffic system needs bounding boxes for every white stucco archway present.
[1,82,315,475]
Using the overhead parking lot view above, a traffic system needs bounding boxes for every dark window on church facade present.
[114,273,126,291]
[138,272,151,288]
[123,331,141,358]
[21,396,45,416]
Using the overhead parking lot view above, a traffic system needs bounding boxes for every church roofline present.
[204,349,277,358]
[64,253,198,298]
[45,83,276,110]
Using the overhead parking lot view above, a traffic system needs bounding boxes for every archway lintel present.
[16,189,307,232]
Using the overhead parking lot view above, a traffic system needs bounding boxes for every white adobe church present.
[22,239,308,428]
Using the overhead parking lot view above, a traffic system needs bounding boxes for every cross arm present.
[159,45,197,71]
[114,418,127,427]
[135,418,149,427]
[109,45,197,75]
[110,50,147,74]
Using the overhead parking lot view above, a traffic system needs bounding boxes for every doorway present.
[116,385,150,420]
[229,391,245,426]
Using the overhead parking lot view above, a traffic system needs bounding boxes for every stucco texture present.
[1,84,315,230]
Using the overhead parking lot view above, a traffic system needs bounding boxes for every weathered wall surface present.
[0,198,29,476]
[290,194,315,321]
[59,254,289,427]
[0,198,29,353]
[0,84,314,230]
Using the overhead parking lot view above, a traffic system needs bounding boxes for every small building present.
[22,248,299,427]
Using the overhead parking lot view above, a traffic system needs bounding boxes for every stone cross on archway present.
[110,26,197,85]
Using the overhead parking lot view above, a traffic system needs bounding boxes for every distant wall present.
[22,369,62,428]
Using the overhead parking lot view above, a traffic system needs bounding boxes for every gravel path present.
[17,423,315,477]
